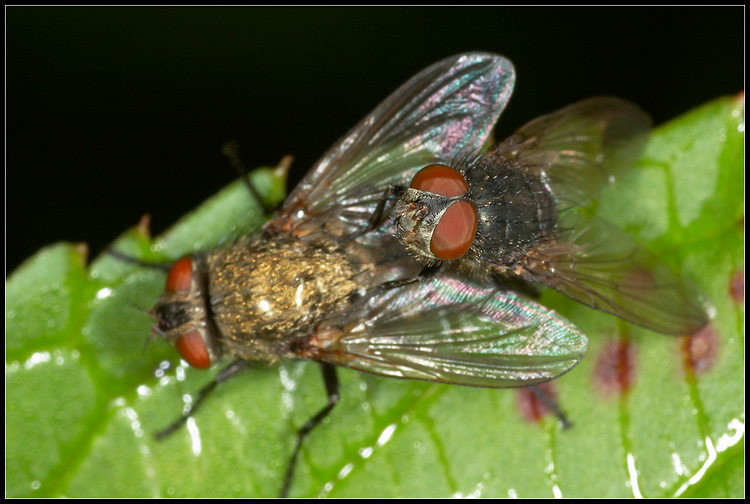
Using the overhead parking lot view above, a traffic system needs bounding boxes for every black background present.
[7,7,743,273]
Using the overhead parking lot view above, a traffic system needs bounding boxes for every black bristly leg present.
[369,264,440,295]
[281,363,340,498]
[155,360,249,440]
[221,140,280,216]
[370,263,440,291]
[109,142,280,270]
[528,385,572,430]
[416,264,440,280]
[347,185,405,241]
[342,265,440,325]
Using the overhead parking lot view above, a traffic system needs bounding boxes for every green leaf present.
[7,97,744,498]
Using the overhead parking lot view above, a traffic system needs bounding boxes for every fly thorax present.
[466,160,558,265]
[206,237,358,363]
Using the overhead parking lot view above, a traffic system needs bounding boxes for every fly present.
[138,52,708,497]
[392,97,710,335]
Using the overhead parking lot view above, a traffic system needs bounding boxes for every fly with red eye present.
[394,97,710,336]
[135,52,708,497]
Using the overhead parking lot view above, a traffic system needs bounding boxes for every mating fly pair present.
[145,53,708,496]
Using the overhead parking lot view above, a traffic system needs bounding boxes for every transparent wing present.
[487,96,651,211]
[480,98,707,334]
[299,274,588,387]
[269,52,515,238]
[518,214,710,335]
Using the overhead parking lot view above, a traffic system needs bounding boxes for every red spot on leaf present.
[594,340,636,397]
[682,324,719,375]
[516,382,559,424]
[730,270,744,303]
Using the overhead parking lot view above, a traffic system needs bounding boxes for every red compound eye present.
[410,164,469,197]
[176,329,212,369]
[166,256,193,292]
[430,201,477,260]
[411,164,476,260]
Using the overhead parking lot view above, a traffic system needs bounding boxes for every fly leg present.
[221,140,288,215]
[281,363,340,498]
[155,360,249,440]
[343,264,440,324]
[347,185,405,241]
[528,385,572,430]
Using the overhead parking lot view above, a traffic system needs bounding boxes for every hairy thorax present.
[206,236,358,363]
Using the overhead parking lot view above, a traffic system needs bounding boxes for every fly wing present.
[268,52,515,239]
[299,275,588,387]
[517,215,710,335]
[487,96,651,211]
[484,97,708,334]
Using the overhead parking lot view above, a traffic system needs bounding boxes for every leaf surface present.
[6,97,744,497]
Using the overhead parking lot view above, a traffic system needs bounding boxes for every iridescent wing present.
[487,97,651,211]
[299,274,588,387]
[486,98,708,334]
[268,52,515,239]
[516,214,709,335]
